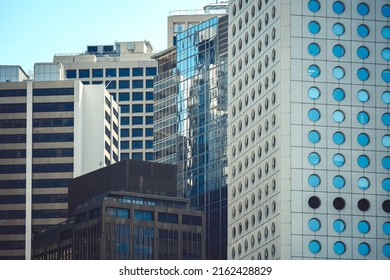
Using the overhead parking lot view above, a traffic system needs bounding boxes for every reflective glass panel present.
[382,156,390,169]
[357,3,369,16]
[308,64,321,78]
[333,219,346,233]
[382,69,390,82]
[308,43,320,56]
[333,44,345,58]
[308,0,321,12]
[383,244,390,257]
[357,24,369,38]
[308,218,321,231]
[332,1,345,14]
[308,21,321,34]
[308,108,321,122]
[333,110,345,123]
[333,66,345,79]
[308,240,321,254]
[358,220,370,234]
[308,130,321,143]
[333,241,346,255]
[382,135,390,147]
[383,178,390,191]
[357,89,369,102]
[308,174,321,187]
[382,113,390,126]
[357,68,369,81]
[358,177,370,190]
[382,26,390,39]
[333,175,345,189]
[382,48,390,61]
[333,88,345,101]
[333,131,345,145]
[358,155,370,168]
[357,133,370,146]
[383,222,390,234]
[308,87,320,100]
[358,243,370,256]
[308,152,321,165]
[357,46,369,59]
[357,111,370,125]
[382,91,390,104]
[333,23,345,36]
[382,4,390,17]
[333,153,345,167]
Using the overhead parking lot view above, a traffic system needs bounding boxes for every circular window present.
[333,110,345,123]
[332,1,345,14]
[308,130,321,143]
[333,197,346,210]
[382,26,390,39]
[357,133,370,146]
[308,64,321,78]
[333,241,346,255]
[382,48,390,61]
[357,111,370,125]
[357,198,370,211]
[382,135,390,147]
[382,156,390,169]
[308,86,320,100]
[357,67,369,81]
[358,176,370,190]
[308,21,321,34]
[308,174,321,188]
[357,2,369,16]
[333,153,345,167]
[382,4,390,17]
[357,89,369,103]
[357,24,370,38]
[382,91,390,104]
[333,66,345,79]
[383,200,390,213]
[383,222,390,235]
[308,240,321,254]
[333,219,346,232]
[357,46,369,59]
[308,108,321,122]
[358,220,370,234]
[308,152,321,166]
[382,69,390,83]
[333,23,345,36]
[333,175,345,189]
[358,242,371,256]
[308,196,321,209]
[382,113,390,126]
[333,44,345,58]
[308,218,321,231]
[308,0,320,12]
[383,178,390,191]
[333,88,345,101]
[357,155,370,168]
[333,131,345,145]
[308,43,320,56]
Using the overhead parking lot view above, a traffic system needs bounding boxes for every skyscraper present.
[228,0,390,259]
[0,77,119,259]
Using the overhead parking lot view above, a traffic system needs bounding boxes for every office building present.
[228,0,390,259]
[37,41,157,161]
[0,78,119,259]
[32,159,205,260]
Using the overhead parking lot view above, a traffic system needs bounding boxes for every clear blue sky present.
[0,0,217,73]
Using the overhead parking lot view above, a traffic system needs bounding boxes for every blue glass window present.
[358,243,370,256]
[382,156,390,169]
[357,3,369,16]
[358,177,370,190]
[382,91,390,104]
[145,140,153,149]
[333,66,345,79]
[333,131,345,145]
[132,141,143,149]
[333,153,345,167]
[382,26,390,39]
[332,23,345,36]
[333,110,345,123]
[119,92,130,101]
[357,111,370,125]
[119,80,130,89]
[308,87,320,100]
[121,153,129,159]
[333,44,345,58]
[106,68,116,77]
[132,68,144,76]
[132,116,143,125]
[308,43,320,56]
[308,21,321,34]
[357,67,369,81]
[357,24,369,38]
[66,70,76,78]
[146,67,157,76]
[92,68,103,78]
[308,152,321,165]
[308,130,320,143]
[382,113,390,126]
[120,129,130,137]
[120,141,129,149]
[132,80,144,88]
[308,174,321,187]
[382,69,390,82]
[358,220,370,234]
[105,80,116,89]
[132,92,143,100]
[119,68,130,77]
[308,218,321,231]
[332,1,345,14]
[146,116,153,124]
[79,69,90,78]
[146,92,154,100]
[308,108,321,122]
[383,222,390,234]
[382,135,390,147]
[308,64,321,78]
[382,48,390,61]
[145,104,153,112]
[384,244,390,257]
[132,104,143,113]
[382,5,390,17]
[383,178,390,191]
[308,0,320,12]
[333,241,346,255]
[145,128,153,137]
[357,133,370,146]
[357,89,369,102]
[333,175,345,189]
[145,152,153,160]
[357,155,370,168]
[357,46,369,59]
[146,80,154,88]
[132,128,143,137]
[308,240,321,254]
[333,219,346,233]
[120,117,129,125]
[333,88,345,101]
[120,105,130,113]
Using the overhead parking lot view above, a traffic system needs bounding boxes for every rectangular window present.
[0,149,26,159]
[0,89,26,97]
[32,148,73,158]
[132,140,143,149]
[121,129,130,137]
[106,207,129,218]
[132,116,143,125]
[111,93,116,101]
[132,92,143,100]
[0,119,26,128]
[79,69,90,78]
[66,70,76,78]
[0,104,26,113]
[132,153,143,160]
[121,117,130,125]
[146,92,154,100]
[81,81,90,85]
[33,118,73,127]
[132,128,143,137]
[0,134,26,144]
[182,215,202,226]
[145,128,153,137]
[145,152,153,161]
[92,68,103,78]
[121,153,129,159]
[132,104,143,113]
[120,105,130,113]
[119,80,130,89]
[119,92,130,101]
[119,68,130,77]
[145,104,153,112]
[92,80,103,85]
[132,80,143,88]
[158,212,178,223]
[32,163,73,173]
[145,140,153,149]
[146,67,157,76]
[106,68,117,77]
[121,141,129,149]
[132,67,143,76]
[134,210,154,221]
[105,80,116,89]
[33,133,73,142]
[33,88,74,96]
[146,79,154,88]
[33,103,74,112]
[146,116,153,124]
